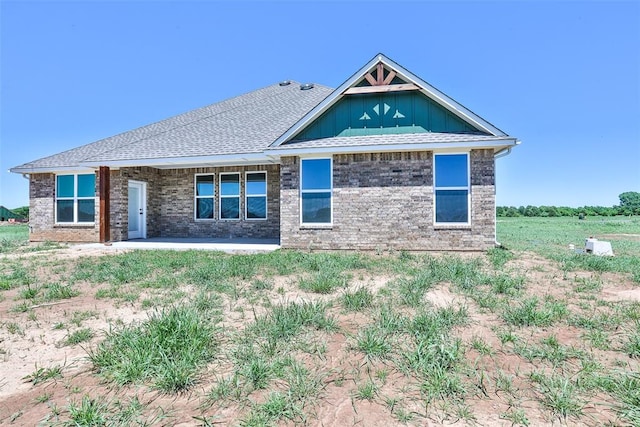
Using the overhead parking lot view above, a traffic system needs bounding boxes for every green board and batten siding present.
[293,91,486,141]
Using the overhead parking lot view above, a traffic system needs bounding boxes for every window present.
[220,173,240,220]
[434,153,469,224]
[246,172,267,220]
[301,158,332,224]
[195,174,215,219]
[56,173,96,223]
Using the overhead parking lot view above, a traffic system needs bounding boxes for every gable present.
[292,91,484,141]
[273,54,507,148]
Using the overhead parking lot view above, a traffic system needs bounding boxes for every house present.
[0,206,26,222]
[10,54,519,250]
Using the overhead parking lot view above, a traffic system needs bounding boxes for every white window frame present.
[433,152,471,226]
[300,157,333,226]
[245,171,267,221]
[194,173,215,220]
[55,173,96,224]
[219,172,241,221]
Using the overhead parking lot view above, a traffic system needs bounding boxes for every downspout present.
[20,174,32,234]
[494,147,512,159]
[493,141,521,246]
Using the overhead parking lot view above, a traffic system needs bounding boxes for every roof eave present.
[268,138,519,157]
[79,152,277,169]
[9,165,97,175]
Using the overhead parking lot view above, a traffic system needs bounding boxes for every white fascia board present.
[9,165,97,174]
[79,152,277,169]
[269,138,518,157]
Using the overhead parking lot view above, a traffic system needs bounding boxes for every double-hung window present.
[434,153,470,224]
[195,174,215,219]
[220,173,240,220]
[246,172,267,220]
[300,158,332,225]
[56,173,96,223]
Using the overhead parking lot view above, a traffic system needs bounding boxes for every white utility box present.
[585,238,614,256]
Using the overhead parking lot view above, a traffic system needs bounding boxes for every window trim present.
[245,171,267,221]
[219,172,241,221]
[55,173,96,224]
[194,173,216,221]
[300,157,333,227]
[433,152,471,226]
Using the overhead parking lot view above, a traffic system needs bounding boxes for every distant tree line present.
[497,191,640,217]
[12,206,29,218]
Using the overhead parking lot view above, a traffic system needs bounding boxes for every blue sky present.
[1,0,639,210]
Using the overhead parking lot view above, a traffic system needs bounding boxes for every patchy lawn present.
[0,218,639,426]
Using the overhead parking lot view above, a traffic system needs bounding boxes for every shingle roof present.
[269,132,514,151]
[11,82,333,172]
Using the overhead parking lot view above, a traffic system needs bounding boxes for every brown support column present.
[99,166,110,242]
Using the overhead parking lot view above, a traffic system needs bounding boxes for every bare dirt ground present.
[0,245,639,426]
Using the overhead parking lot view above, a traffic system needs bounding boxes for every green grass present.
[23,365,63,385]
[342,287,375,311]
[62,395,163,427]
[0,224,29,253]
[502,297,568,327]
[65,328,94,346]
[356,327,392,359]
[88,306,217,392]
[3,223,640,425]
[531,373,585,421]
[497,216,640,281]
[299,270,349,294]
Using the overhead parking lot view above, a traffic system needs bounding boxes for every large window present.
[301,158,332,225]
[434,153,469,224]
[56,173,96,223]
[195,174,215,219]
[246,172,267,220]
[220,173,240,220]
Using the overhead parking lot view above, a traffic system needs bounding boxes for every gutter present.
[494,139,521,159]
[493,140,521,246]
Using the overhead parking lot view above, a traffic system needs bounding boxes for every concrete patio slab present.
[76,237,281,253]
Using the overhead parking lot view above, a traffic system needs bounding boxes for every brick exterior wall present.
[29,164,281,243]
[28,149,495,249]
[280,149,496,251]
[29,172,99,242]
[152,165,280,239]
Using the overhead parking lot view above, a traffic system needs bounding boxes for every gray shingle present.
[11,82,333,171]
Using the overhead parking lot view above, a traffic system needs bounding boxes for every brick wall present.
[30,164,281,243]
[28,149,494,248]
[280,149,496,251]
[155,165,280,239]
[29,173,99,242]
[110,167,162,241]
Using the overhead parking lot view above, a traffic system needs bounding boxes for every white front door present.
[128,181,146,239]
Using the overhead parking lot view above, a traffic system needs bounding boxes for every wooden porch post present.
[99,166,110,243]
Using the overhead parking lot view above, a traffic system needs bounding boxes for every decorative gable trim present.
[270,53,507,148]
